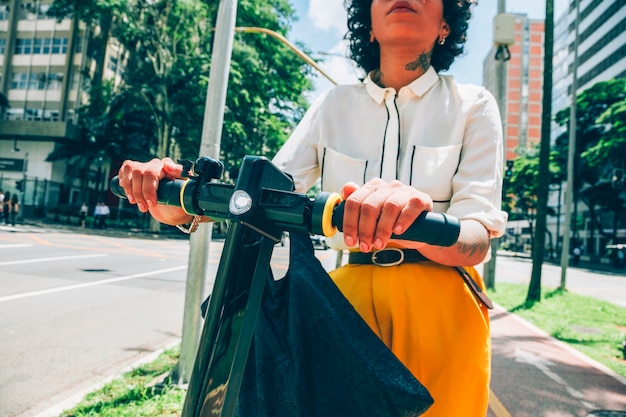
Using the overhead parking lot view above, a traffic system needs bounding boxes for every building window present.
[107,56,118,72]
[74,34,84,54]
[14,37,68,55]
[0,38,6,54]
[52,37,68,54]
[25,108,43,121]
[15,38,33,54]
[11,73,28,89]
[33,38,52,54]
[43,109,60,121]
[46,73,64,90]
[0,5,9,20]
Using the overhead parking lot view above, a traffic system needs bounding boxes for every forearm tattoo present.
[405,51,432,72]
[456,239,491,258]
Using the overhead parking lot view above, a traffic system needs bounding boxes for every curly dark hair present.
[345,0,472,74]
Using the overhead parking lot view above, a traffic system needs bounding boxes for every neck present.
[376,46,433,90]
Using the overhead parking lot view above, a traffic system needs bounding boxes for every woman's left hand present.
[341,179,433,252]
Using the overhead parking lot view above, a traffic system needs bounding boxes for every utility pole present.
[526,0,554,303]
[483,0,508,290]
[174,0,238,385]
[560,0,581,289]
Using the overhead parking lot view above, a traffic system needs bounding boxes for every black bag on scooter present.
[235,231,433,417]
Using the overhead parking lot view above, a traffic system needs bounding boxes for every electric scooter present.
[111,155,461,417]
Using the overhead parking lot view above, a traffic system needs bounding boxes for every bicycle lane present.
[487,305,626,417]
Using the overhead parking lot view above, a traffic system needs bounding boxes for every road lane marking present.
[0,253,108,267]
[489,389,512,417]
[0,265,187,303]
[0,243,33,249]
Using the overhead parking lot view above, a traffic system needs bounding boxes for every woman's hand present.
[341,179,491,266]
[341,178,433,253]
[117,158,193,226]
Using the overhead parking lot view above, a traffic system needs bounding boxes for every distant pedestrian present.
[9,194,19,226]
[572,246,581,266]
[93,202,102,228]
[99,203,110,229]
[79,202,88,228]
[0,190,4,219]
[3,191,11,225]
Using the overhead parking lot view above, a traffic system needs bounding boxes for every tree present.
[48,0,313,172]
[47,0,315,225]
[554,79,626,244]
[502,145,563,253]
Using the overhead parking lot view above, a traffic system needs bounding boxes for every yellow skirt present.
[329,262,490,417]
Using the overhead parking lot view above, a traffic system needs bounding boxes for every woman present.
[118,0,507,415]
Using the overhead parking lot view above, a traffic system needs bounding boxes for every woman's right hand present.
[117,157,193,226]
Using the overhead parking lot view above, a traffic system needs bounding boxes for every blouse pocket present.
[410,144,462,209]
[321,147,368,193]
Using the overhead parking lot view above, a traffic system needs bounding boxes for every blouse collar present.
[364,66,439,104]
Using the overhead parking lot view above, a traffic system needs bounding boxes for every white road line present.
[0,243,33,249]
[0,265,187,303]
[0,253,108,266]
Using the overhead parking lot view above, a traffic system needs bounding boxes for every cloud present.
[308,0,347,35]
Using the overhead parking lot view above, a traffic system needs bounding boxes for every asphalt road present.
[0,225,624,417]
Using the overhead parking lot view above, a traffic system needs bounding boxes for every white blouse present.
[273,67,508,246]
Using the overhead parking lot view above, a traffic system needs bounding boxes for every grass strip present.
[59,347,184,417]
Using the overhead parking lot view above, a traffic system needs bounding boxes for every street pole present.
[560,0,581,289]
[526,0,554,303]
[234,27,338,86]
[174,0,238,385]
[483,0,507,291]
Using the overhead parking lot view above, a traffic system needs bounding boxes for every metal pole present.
[560,0,580,288]
[175,0,238,385]
[234,27,338,86]
[483,0,507,290]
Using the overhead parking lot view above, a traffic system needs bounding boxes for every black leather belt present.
[348,248,428,267]
[347,248,493,309]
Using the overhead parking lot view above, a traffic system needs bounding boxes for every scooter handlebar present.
[110,176,460,247]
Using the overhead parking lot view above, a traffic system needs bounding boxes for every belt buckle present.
[371,248,404,267]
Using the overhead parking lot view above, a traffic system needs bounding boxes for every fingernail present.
[138,203,147,212]
[394,224,404,234]
[147,199,156,208]
[374,239,383,249]
[360,242,370,252]
[345,236,355,246]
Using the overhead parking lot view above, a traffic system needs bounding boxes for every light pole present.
[234,27,338,86]
[483,0,508,290]
[560,0,581,288]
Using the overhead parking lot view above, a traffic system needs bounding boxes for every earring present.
[439,36,446,45]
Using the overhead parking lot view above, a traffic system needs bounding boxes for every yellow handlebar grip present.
[321,192,342,237]
[179,178,192,215]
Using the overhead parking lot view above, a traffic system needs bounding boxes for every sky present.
[287,0,568,98]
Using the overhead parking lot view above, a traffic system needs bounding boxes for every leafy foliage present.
[48,0,314,183]
[554,79,626,240]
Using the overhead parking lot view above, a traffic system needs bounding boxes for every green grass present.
[487,283,626,378]
[59,347,184,417]
[58,285,626,416]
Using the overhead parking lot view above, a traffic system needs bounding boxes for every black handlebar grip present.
[109,176,188,209]
[331,201,460,247]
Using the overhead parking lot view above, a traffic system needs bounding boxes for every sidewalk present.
[0,217,189,240]
[488,304,626,416]
[497,249,626,277]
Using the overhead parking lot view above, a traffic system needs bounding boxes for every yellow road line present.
[489,389,512,417]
